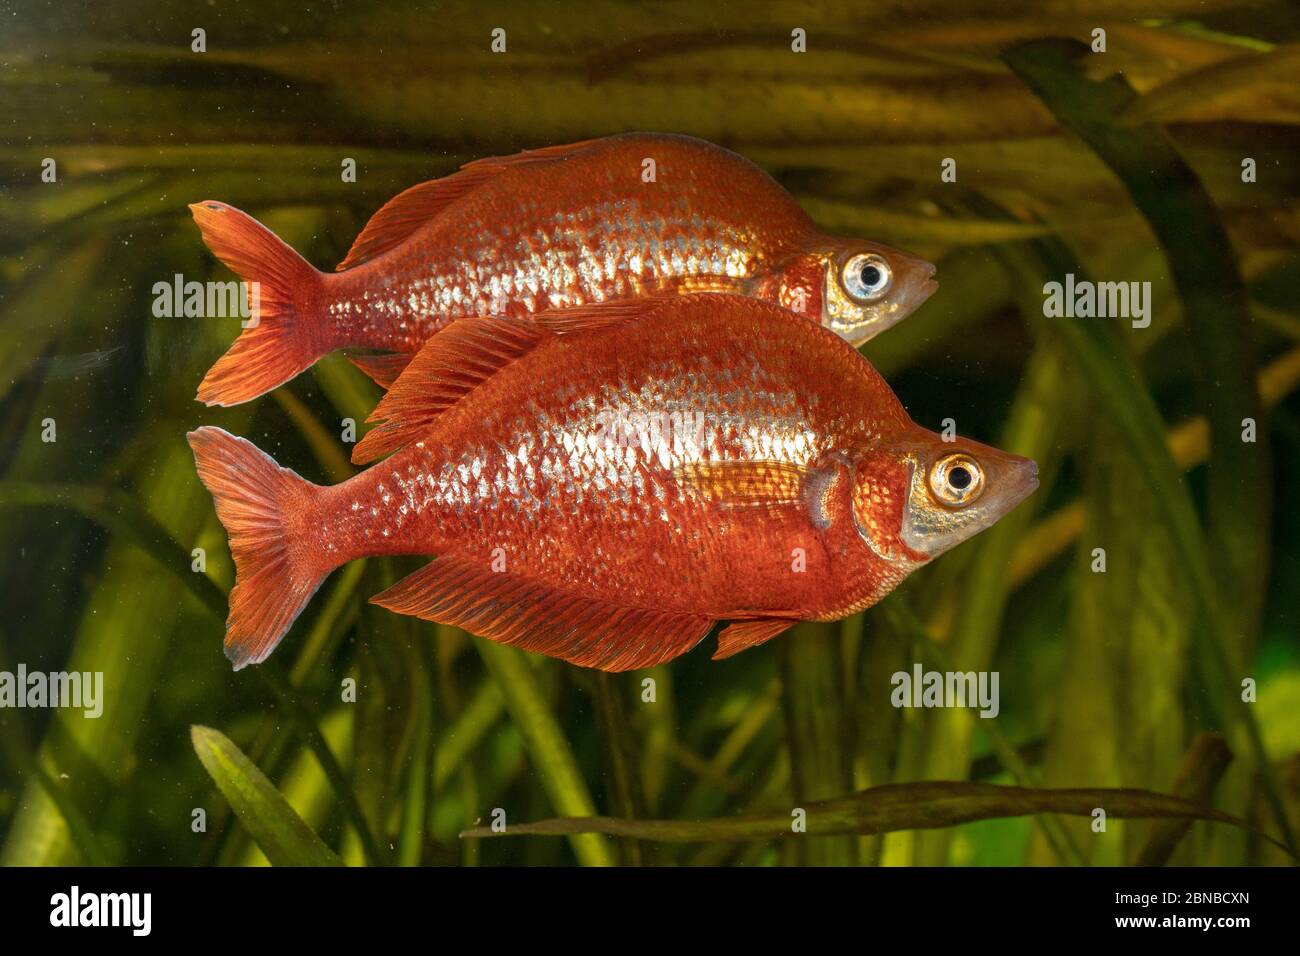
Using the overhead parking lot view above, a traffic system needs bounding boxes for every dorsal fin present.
[371,554,715,671]
[350,296,678,464]
[336,138,604,271]
[714,618,797,660]
[351,316,549,464]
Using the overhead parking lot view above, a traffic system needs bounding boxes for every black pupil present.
[948,466,972,490]
[860,264,882,288]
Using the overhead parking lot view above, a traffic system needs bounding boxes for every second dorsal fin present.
[351,296,680,464]
[336,138,603,271]
[351,316,549,464]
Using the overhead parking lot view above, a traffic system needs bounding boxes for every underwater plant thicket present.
[1,0,1299,866]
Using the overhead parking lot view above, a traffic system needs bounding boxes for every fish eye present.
[928,453,984,507]
[841,254,892,302]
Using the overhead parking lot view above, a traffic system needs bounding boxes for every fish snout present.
[1001,454,1040,511]
[920,262,939,298]
[904,258,939,309]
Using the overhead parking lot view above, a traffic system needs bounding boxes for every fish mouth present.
[916,264,939,303]
[897,263,938,317]
[1003,458,1040,511]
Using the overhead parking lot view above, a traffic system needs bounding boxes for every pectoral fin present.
[672,460,811,507]
[672,459,847,532]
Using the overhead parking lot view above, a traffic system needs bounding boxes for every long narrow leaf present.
[462,781,1287,854]
[191,725,344,867]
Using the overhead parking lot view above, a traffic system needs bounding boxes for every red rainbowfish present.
[188,294,1035,672]
[189,132,937,405]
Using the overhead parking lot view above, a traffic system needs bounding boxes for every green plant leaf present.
[474,639,616,867]
[1005,37,1269,626]
[191,725,344,867]
[1003,38,1290,858]
[461,780,1289,856]
[780,624,856,865]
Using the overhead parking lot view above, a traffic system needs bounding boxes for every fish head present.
[849,431,1038,565]
[769,239,937,346]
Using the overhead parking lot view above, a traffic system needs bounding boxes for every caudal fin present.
[189,201,325,406]
[187,426,329,669]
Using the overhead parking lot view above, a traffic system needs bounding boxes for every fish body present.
[189,133,936,405]
[189,295,1035,671]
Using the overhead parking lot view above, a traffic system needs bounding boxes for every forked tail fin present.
[189,201,326,407]
[187,426,329,669]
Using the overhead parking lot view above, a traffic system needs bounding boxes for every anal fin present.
[372,555,715,671]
